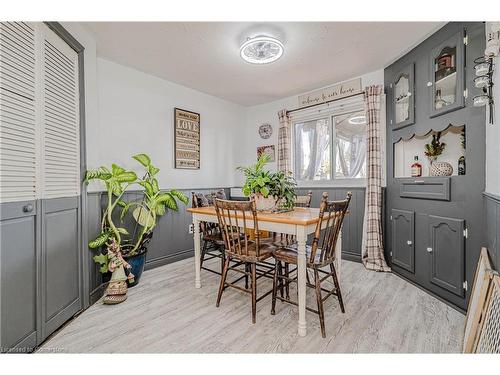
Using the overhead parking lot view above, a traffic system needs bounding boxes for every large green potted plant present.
[237,154,296,211]
[86,153,188,287]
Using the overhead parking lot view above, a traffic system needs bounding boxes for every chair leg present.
[200,240,208,269]
[216,256,230,307]
[251,263,257,324]
[271,261,278,315]
[220,246,225,275]
[285,262,290,300]
[330,263,345,313]
[245,263,249,290]
[314,268,326,338]
[277,261,284,298]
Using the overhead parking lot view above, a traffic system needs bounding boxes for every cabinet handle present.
[414,180,425,184]
[407,240,413,245]
[426,247,433,253]
[23,204,33,213]
[427,82,433,87]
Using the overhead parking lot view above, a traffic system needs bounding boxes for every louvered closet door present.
[0,22,39,351]
[39,23,82,342]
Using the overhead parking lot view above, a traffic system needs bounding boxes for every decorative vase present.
[252,193,280,211]
[430,161,453,176]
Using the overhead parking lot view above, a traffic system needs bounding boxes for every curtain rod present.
[287,91,365,114]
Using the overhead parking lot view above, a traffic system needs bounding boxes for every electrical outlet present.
[188,224,194,234]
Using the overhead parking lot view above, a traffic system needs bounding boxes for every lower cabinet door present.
[0,200,38,352]
[391,209,415,273]
[428,215,465,297]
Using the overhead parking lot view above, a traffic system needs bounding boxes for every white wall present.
[88,58,244,192]
[233,69,386,187]
[485,23,500,196]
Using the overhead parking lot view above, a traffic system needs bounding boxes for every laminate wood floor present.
[40,258,465,353]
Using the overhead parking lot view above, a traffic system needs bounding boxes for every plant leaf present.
[115,171,137,183]
[116,227,129,235]
[155,204,166,216]
[93,253,109,273]
[116,199,127,208]
[88,231,111,249]
[148,165,160,176]
[157,192,178,211]
[132,153,151,167]
[132,206,155,228]
[169,189,189,205]
[111,163,125,176]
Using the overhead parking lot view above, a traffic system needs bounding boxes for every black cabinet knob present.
[23,204,33,213]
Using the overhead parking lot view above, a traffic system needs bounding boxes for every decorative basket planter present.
[430,161,453,177]
[251,193,280,212]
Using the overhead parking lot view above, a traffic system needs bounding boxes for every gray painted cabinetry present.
[385,22,486,311]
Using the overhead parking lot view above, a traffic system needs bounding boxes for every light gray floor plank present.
[40,258,465,353]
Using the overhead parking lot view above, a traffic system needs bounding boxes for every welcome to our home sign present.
[174,108,200,169]
[298,78,362,108]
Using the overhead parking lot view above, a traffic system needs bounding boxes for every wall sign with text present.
[297,78,362,108]
[174,108,200,169]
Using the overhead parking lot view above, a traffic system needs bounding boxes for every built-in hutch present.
[385,22,486,311]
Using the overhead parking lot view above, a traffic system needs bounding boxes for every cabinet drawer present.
[399,177,450,201]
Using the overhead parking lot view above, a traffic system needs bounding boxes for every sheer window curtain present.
[361,85,391,272]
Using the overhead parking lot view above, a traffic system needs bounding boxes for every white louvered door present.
[41,25,80,199]
[0,22,80,203]
[0,22,37,203]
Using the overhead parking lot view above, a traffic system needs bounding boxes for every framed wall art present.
[257,145,275,162]
[174,108,200,169]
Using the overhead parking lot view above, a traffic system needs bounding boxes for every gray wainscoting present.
[484,192,500,270]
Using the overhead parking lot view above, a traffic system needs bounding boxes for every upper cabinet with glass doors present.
[428,31,465,118]
[392,63,415,130]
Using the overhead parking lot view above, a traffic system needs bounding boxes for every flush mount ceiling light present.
[348,115,366,125]
[240,36,284,64]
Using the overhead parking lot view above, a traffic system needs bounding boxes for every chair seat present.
[228,241,276,262]
[273,244,329,266]
[204,231,246,246]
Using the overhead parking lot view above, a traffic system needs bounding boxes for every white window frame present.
[290,95,368,188]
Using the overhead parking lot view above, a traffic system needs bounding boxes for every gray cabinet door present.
[391,209,415,273]
[40,196,82,341]
[0,200,38,352]
[428,215,465,297]
[429,30,465,118]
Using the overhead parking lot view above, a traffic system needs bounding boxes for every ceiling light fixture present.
[348,115,366,125]
[240,36,284,64]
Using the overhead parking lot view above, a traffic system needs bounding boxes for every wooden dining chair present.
[191,192,226,275]
[294,190,313,208]
[271,192,351,337]
[214,198,277,323]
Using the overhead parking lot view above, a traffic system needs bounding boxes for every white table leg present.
[193,216,202,288]
[296,227,307,337]
[335,230,342,281]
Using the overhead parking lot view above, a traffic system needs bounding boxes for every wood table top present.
[187,206,340,226]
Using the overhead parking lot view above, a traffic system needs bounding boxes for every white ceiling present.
[83,22,444,106]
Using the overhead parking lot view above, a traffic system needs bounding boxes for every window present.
[293,110,366,182]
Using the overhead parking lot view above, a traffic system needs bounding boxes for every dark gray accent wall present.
[484,193,500,270]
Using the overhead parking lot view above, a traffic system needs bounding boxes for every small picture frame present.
[257,145,275,162]
[174,108,200,169]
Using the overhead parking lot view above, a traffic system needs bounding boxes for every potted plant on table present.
[85,153,188,304]
[237,154,296,211]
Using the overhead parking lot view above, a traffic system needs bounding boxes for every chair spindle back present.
[309,192,351,264]
[214,199,261,258]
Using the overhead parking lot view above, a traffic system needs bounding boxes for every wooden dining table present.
[187,206,342,337]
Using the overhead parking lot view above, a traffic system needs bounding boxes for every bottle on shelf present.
[411,156,423,177]
[458,155,466,175]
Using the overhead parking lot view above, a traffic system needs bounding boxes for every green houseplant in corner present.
[85,154,188,301]
[237,154,296,211]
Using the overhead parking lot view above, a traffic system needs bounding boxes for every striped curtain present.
[277,109,291,174]
[361,85,391,272]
